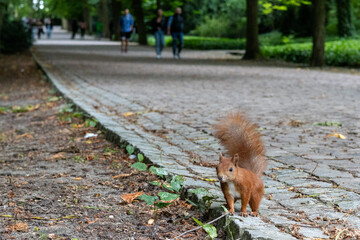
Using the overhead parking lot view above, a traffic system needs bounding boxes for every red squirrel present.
[214,112,267,217]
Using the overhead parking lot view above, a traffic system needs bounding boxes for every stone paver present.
[33,28,360,239]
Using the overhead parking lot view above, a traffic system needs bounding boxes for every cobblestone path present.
[33,28,360,239]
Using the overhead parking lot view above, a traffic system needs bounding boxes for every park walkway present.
[33,27,360,239]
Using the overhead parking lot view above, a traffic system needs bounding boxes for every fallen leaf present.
[148,219,155,225]
[15,133,33,139]
[50,152,66,160]
[326,133,346,139]
[200,178,218,182]
[123,112,135,117]
[121,192,145,204]
[5,222,29,232]
[112,173,132,179]
[72,123,84,128]
[86,140,92,144]
[74,177,82,180]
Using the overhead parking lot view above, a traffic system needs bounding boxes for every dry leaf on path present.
[15,132,34,139]
[5,222,29,232]
[112,173,132,179]
[326,133,346,139]
[74,177,82,180]
[50,152,66,160]
[121,192,144,204]
[123,112,135,117]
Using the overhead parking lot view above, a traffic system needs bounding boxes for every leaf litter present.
[0,52,209,239]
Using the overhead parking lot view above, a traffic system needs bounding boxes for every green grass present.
[262,39,360,67]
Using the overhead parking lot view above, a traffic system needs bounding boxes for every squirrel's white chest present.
[227,182,241,199]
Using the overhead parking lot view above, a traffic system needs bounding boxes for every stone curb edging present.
[31,49,297,240]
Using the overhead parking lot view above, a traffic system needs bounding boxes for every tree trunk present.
[311,0,326,67]
[83,5,92,34]
[243,0,262,60]
[99,0,110,38]
[111,0,122,40]
[132,0,147,45]
[156,0,161,10]
[336,0,353,37]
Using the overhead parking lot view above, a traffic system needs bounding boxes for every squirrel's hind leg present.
[249,189,263,217]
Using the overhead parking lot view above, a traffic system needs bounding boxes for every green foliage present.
[158,192,179,201]
[149,166,168,178]
[0,20,31,54]
[262,39,360,67]
[137,153,144,162]
[126,145,135,155]
[150,181,161,186]
[260,0,311,15]
[130,162,147,171]
[193,217,218,239]
[138,194,158,205]
[85,118,97,127]
[313,121,342,127]
[190,16,233,38]
[170,175,184,192]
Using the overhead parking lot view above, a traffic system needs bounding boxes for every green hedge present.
[262,39,360,67]
[147,35,245,50]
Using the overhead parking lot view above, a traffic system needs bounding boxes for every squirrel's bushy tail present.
[213,112,267,176]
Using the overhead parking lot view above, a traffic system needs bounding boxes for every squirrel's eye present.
[229,167,233,172]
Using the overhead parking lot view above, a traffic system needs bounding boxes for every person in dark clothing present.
[152,9,166,58]
[167,7,184,59]
[71,20,78,39]
[79,21,87,39]
[36,19,44,39]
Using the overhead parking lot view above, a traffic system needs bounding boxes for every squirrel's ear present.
[219,153,224,162]
[232,153,239,165]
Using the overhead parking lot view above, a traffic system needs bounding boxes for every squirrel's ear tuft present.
[219,153,224,162]
[232,153,239,165]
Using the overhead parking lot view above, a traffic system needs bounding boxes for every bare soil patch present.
[0,53,209,239]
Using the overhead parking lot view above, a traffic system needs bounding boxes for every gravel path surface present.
[33,28,360,239]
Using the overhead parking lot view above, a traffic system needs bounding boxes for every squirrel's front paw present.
[250,211,259,217]
[239,211,248,217]
[229,208,235,215]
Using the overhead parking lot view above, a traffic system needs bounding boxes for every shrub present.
[0,20,32,54]
[147,35,245,50]
[262,39,360,67]
[190,16,232,38]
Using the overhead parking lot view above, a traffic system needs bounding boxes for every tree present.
[132,0,147,45]
[311,0,325,66]
[111,0,122,40]
[243,0,263,60]
[99,0,110,38]
[336,0,353,37]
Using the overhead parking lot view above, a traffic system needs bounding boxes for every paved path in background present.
[34,28,360,239]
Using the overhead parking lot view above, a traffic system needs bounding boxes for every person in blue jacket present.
[167,8,184,59]
[118,9,134,52]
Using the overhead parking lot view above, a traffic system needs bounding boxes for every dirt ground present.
[0,52,210,240]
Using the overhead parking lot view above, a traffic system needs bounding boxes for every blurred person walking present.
[36,19,44,39]
[118,8,134,52]
[167,8,184,59]
[152,9,166,59]
[71,20,78,39]
[79,20,87,39]
[45,18,53,39]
